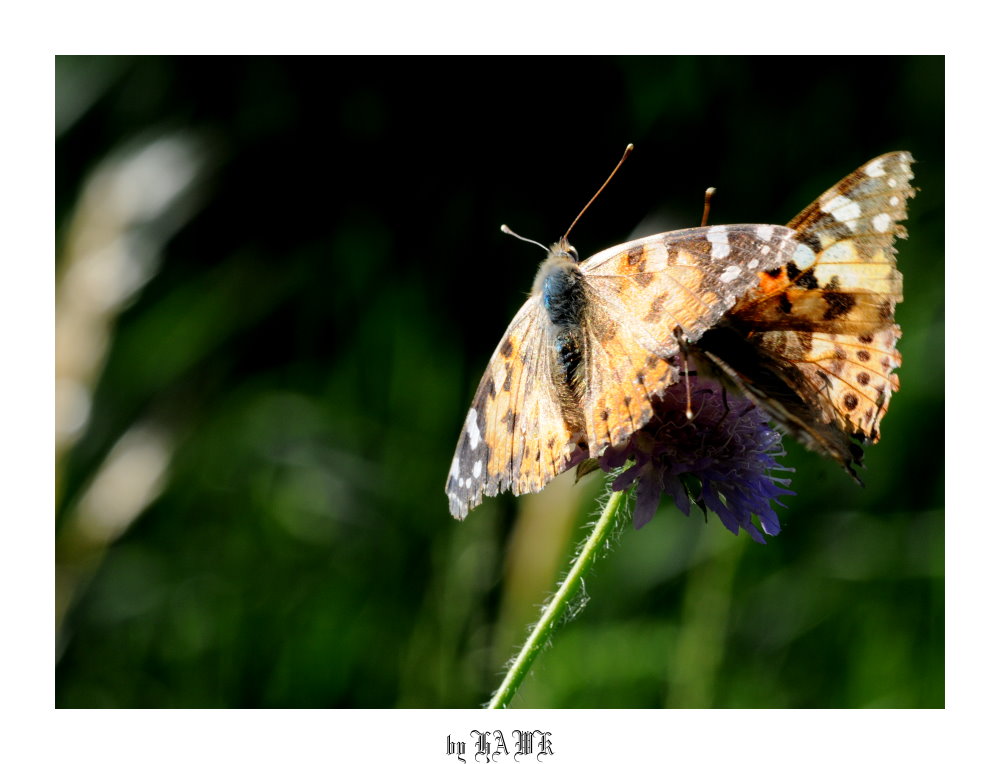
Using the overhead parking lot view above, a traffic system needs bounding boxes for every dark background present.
[55,56,944,708]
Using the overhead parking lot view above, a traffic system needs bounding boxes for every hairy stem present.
[488,489,627,709]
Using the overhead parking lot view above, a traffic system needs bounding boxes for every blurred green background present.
[55,56,943,708]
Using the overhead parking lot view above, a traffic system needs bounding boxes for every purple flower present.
[599,377,794,543]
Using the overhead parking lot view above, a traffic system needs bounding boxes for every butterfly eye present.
[566,245,579,261]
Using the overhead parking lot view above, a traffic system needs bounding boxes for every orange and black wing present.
[720,151,916,476]
[446,299,585,519]
[578,224,802,455]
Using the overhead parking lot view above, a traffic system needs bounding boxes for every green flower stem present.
[488,489,628,709]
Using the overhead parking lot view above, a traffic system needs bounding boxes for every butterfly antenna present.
[563,143,634,241]
[500,224,549,253]
[700,187,716,227]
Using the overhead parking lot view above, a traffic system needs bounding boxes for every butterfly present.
[446,150,915,518]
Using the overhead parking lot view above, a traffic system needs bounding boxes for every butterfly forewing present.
[576,225,802,453]
[725,151,914,451]
[581,225,802,346]
[446,299,582,519]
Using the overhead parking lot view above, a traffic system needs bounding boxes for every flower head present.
[599,376,793,543]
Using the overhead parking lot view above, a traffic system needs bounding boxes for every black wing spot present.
[822,292,856,320]
[501,409,517,432]
[643,294,667,323]
[798,270,819,290]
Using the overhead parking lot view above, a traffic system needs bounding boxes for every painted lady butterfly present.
[446,151,915,518]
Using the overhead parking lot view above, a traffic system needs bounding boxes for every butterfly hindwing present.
[578,300,676,453]
[693,324,869,479]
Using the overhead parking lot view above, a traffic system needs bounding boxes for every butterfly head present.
[549,236,579,263]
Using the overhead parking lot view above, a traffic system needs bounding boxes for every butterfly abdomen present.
[553,332,583,388]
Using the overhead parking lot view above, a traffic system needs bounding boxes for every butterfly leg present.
[671,326,696,420]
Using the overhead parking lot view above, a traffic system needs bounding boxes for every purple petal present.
[594,376,794,541]
[664,475,691,516]
[632,472,661,529]
[611,463,643,492]
[756,504,782,536]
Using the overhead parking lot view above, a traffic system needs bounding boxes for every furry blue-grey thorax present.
[533,238,586,329]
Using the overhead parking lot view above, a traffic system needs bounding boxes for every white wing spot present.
[450,456,460,478]
[865,157,886,177]
[472,460,482,478]
[792,243,816,270]
[821,194,862,223]
[707,226,730,259]
[824,240,857,262]
[448,492,467,519]
[888,178,898,188]
[719,265,741,283]
[464,477,472,489]
[890,195,900,206]
[465,408,481,449]
[872,213,891,233]
[760,244,771,256]
[644,247,668,270]
[756,225,774,241]
[747,258,759,271]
